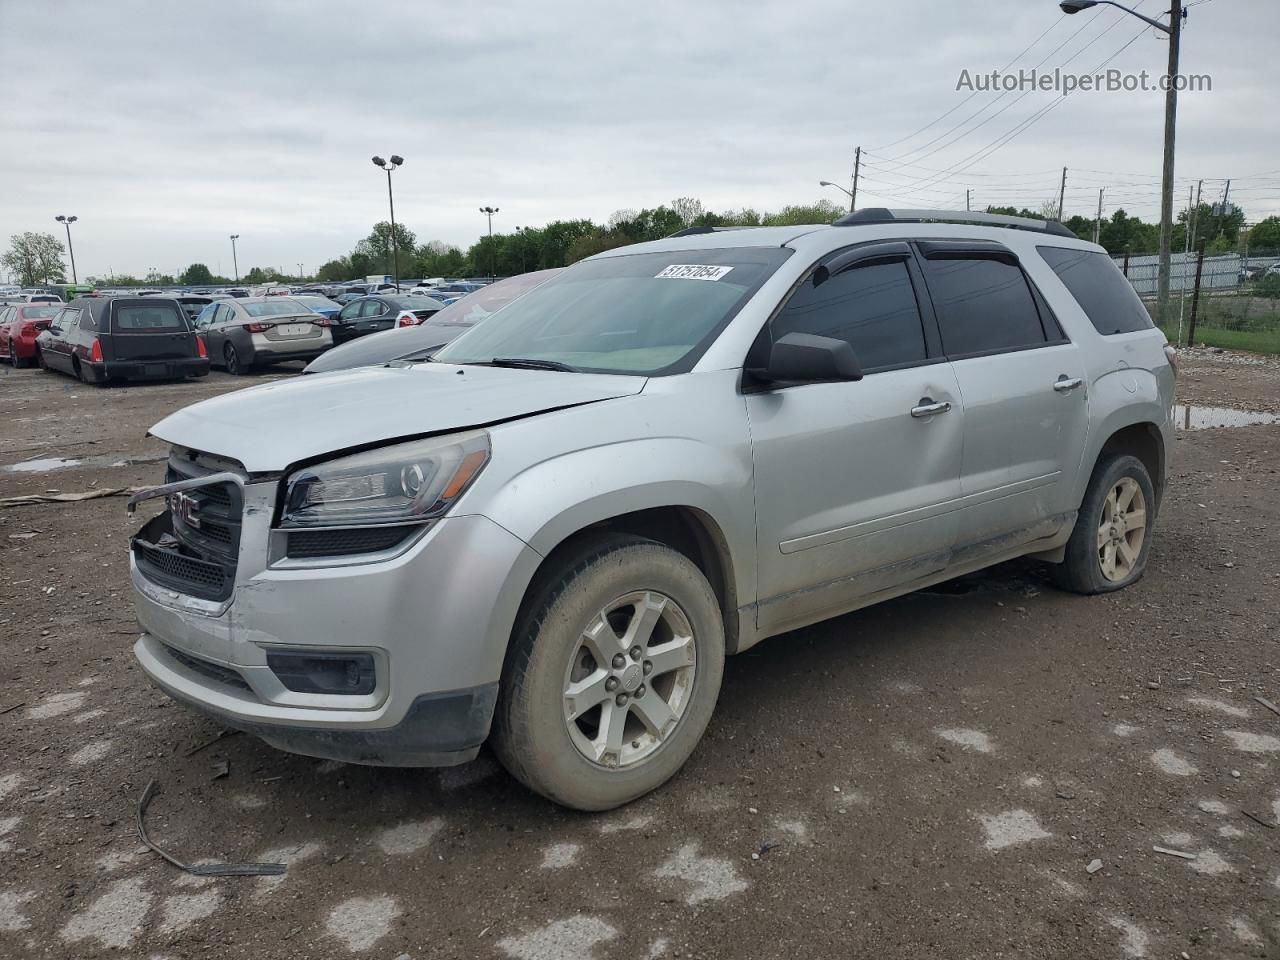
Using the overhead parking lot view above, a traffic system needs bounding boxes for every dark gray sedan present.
[192,296,333,375]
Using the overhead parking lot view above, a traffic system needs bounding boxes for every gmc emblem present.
[170,491,202,528]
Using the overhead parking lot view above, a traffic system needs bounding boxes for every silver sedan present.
[192,296,333,374]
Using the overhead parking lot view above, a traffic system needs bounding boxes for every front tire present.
[491,534,725,811]
[1055,454,1155,594]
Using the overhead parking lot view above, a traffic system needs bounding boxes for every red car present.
[0,303,63,367]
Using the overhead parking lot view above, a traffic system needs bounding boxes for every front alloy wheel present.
[492,533,724,811]
[563,590,697,769]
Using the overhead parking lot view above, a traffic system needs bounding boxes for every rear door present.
[108,299,199,362]
[43,307,80,371]
[747,242,965,635]
[915,241,1089,557]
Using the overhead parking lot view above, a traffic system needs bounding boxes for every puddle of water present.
[6,457,82,473]
[3,452,166,474]
[1174,404,1280,430]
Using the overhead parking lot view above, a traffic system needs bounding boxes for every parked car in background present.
[292,295,343,322]
[329,294,447,344]
[334,285,371,305]
[249,284,292,297]
[36,297,209,383]
[0,302,64,367]
[191,296,333,374]
[172,295,214,324]
[10,292,64,304]
[305,269,563,374]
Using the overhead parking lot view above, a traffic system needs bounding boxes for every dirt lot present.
[0,354,1278,960]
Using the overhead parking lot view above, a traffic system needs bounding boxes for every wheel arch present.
[516,502,745,655]
[1082,417,1167,512]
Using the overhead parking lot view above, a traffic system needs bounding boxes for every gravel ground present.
[0,355,1277,960]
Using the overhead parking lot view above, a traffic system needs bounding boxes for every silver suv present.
[128,209,1175,811]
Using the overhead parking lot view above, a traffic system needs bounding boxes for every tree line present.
[5,198,1280,289]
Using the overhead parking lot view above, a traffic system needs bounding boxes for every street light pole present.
[515,226,526,273]
[372,155,405,288]
[818,181,854,208]
[479,206,499,278]
[229,235,240,282]
[55,216,78,284]
[1060,0,1184,327]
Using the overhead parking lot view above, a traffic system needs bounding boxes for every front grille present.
[135,543,231,601]
[286,525,421,558]
[131,447,245,602]
[162,644,251,691]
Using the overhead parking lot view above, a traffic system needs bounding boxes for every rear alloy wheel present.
[224,342,247,376]
[1054,454,1155,594]
[12,350,32,369]
[492,534,724,811]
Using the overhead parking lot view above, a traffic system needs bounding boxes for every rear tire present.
[12,351,32,369]
[224,343,248,376]
[1054,454,1155,595]
[491,533,725,811]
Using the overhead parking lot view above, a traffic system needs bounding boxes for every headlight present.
[280,431,490,528]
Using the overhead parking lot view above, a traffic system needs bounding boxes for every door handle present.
[910,399,951,418]
[1053,376,1083,392]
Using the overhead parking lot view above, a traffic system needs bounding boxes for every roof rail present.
[665,225,751,238]
[834,207,1077,239]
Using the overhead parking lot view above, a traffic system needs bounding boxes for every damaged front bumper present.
[129,479,542,767]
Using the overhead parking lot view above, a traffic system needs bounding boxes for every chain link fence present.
[1115,248,1280,354]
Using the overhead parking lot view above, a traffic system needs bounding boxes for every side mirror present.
[752,332,863,383]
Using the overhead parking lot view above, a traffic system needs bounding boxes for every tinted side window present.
[921,257,1045,356]
[113,303,186,330]
[772,260,927,371]
[1037,246,1154,335]
[78,310,97,331]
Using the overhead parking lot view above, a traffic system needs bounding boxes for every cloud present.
[0,0,1275,279]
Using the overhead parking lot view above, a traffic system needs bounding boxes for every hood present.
[150,363,646,473]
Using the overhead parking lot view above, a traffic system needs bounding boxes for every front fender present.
[479,437,757,609]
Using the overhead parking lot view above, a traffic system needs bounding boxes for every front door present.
[746,244,965,637]
[915,243,1090,556]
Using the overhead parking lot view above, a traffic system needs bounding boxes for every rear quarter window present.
[113,303,188,331]
[1037,246,1154,335]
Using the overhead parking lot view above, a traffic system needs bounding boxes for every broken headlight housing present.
[279,430,490,528]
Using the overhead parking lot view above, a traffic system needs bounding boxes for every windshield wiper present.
[490,357,579,372]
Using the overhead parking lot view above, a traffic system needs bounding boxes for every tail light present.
[245,322,273,333]
[397,311,423,328]
[90,338,103,363]
[196,334,208,358]
[1163,343,1179,377]
[311,316,332,326]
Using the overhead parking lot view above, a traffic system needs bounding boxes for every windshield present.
[433,248,789,375]
[426,270,560,327]
[22,306,62,318]
[244,299,309,317]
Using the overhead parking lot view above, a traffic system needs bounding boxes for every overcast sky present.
[1,0,1275,281]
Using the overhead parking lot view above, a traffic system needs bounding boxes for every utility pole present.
[1057,166,1068,222]
[1188,179,1203,251]
[966,189,971,212]
[1093,189,1104,244]
[849,146,861,213]
[229,235,240,282]
[1155,0,1183,330]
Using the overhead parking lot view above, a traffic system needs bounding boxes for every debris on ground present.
[136,779,285,876]
[1152,846,1197,861]
[1086,859,1103,874]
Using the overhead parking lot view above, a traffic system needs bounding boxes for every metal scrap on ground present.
[135,779,286,877]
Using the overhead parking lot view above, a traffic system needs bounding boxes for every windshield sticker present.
[654,264,734,281]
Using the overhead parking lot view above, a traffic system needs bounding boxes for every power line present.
[870,13,1067,153]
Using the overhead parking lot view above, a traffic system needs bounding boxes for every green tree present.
[180,263,214,285]
[1249,216,1280,251]
[365,221,417,277]
[242,267,276,285]
[316,258,352,282]
[2,232,68,285]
